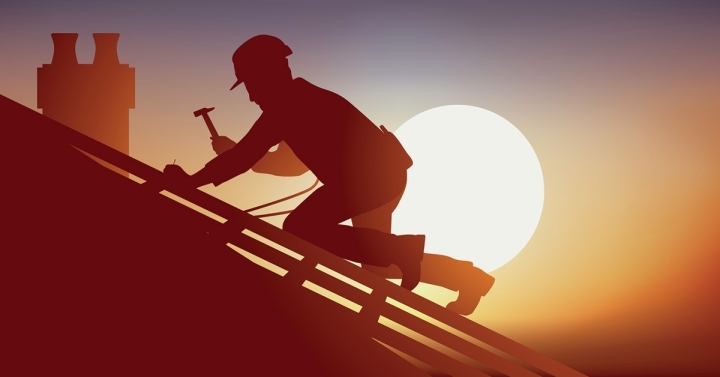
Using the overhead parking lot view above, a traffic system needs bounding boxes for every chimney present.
[38,33,135,177]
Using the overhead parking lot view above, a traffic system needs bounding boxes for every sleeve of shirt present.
[202,113,283,186]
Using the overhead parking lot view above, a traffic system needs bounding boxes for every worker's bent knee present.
[283,209,340,243]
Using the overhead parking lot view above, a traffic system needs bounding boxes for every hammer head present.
[193,107,215,117]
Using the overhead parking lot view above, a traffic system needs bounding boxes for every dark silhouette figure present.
[166,35,493,313]
[165,34,425,290]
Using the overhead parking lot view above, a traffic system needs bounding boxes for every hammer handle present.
[201,114,220,138]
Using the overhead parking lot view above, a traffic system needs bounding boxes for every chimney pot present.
[50,33,79,65]
[93,33,121,65]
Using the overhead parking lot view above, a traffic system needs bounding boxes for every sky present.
[2,1,720,375]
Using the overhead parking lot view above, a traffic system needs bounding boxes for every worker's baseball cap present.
[230,35,293,91]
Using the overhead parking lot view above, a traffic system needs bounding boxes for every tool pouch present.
[380,125,413,170]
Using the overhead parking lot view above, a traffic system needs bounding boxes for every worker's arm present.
[252,141,309,177]
[211,136,237,155]
[191,114,283,187]
[211,136,309,177]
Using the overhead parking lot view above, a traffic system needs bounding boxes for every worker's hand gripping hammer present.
[194,107,236,155]
[193,107,219,138]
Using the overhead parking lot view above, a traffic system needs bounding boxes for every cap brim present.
[229,79,242,91]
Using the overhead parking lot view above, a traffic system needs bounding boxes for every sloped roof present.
[1,94,334,376]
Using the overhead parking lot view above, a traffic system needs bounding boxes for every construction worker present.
[165,35,423,291]
[165,35,494,313]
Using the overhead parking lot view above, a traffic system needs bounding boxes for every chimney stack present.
[38,33,135,177]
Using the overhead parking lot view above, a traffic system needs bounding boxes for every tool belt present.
[380,125,413,170]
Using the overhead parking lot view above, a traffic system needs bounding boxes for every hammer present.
[193,107,219,138]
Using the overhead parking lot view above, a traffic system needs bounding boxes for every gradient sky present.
[2,1,720,375]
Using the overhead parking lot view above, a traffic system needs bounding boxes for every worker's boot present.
[445,262,495,316]
[390,234,425,291]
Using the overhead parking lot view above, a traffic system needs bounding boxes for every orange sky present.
[2,1,720,375]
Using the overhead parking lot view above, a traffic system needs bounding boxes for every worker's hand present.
[211,135,236,155]
[163,164,190,185]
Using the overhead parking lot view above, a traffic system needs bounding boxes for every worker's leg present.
[353,193,402,277]
[283,177,423,289]
[353,196,494,315]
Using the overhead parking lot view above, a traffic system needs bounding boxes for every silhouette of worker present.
[164,35,494,313]
[165,35,423,290]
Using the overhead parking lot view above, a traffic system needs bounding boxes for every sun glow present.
[392,105,544,272]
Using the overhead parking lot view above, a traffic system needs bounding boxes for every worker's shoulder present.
[293,77,324,92]
[292,77,348,104]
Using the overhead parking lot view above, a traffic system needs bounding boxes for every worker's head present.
[230,35,293,109]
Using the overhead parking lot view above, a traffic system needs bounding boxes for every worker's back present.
[267,77,403,186]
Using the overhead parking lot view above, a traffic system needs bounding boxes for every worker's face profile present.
[244,69,285,109]
[244,77,271,108]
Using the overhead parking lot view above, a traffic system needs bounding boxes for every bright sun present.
[392,105,544,272]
